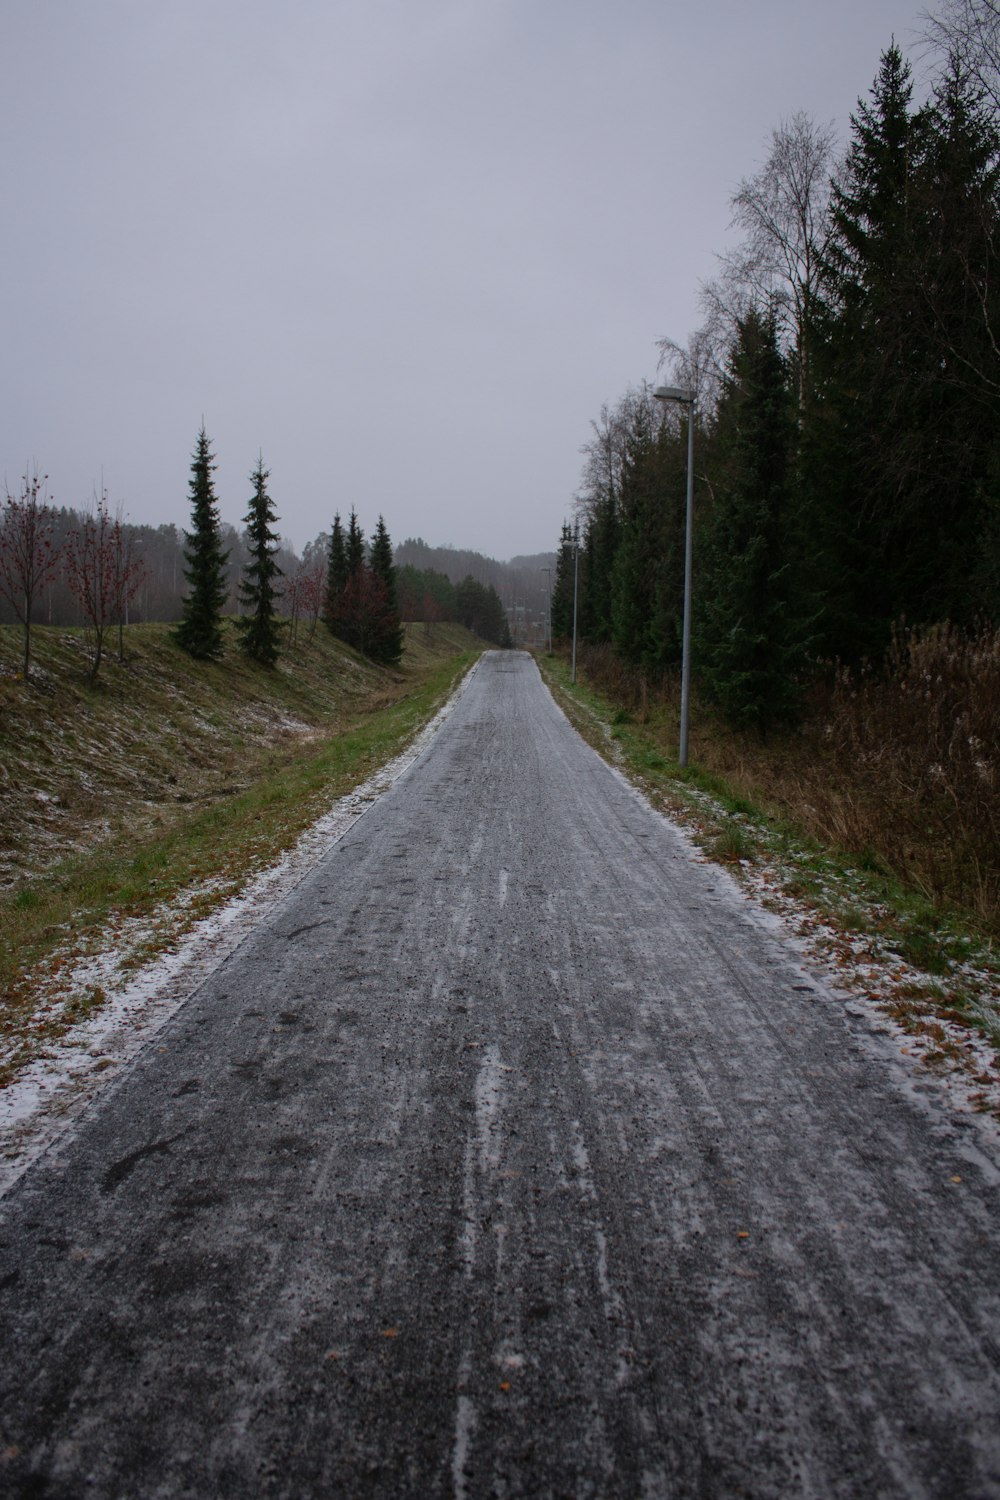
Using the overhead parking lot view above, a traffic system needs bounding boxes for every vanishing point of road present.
[2,651,999,1498]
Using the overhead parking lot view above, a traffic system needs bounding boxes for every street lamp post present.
[653,384,695,768]
[571,521,580,685]
[541,567,552,654]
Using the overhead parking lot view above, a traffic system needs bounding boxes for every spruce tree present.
[909,54,1000,620]
[323,513,348,636]
[550,524,576,642]
[235,455,284,666]
[346,509,365,580]
[698,309,808,736]
[576,400,625,646]
[175,427,229,659]
[368,515,404,664]
[325,509,367,651]
[610,397,686,675]
[455,577,510,645]
[808,44,945,652]
[580,493,619,645]
[810,41,1000,644]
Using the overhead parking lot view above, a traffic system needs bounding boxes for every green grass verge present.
[1,627,478,1083]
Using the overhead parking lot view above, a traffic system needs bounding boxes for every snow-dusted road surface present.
[2,651,999,1499]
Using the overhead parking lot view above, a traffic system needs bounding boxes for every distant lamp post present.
[541,566,552,653]
[653,383,695,768]
[571,521,580,684]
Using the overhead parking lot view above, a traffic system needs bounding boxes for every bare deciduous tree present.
[703,113,837,404]
[654,325,725,416]
[298,559,326,643]
[924,0,1000,111]
[574,387,672,524]
[283,557,325,648]
[65,493,117,682]
[0,469,60,679]
[110,508,148,661]
[282,567,303,648]
[422,591,445,641]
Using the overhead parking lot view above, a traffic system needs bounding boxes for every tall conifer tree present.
[324,513,348,636]
[175,427,229,659]
[610,397,686,674]
[550,524,576,642]
[909,53,1000,618]
[328,510,366,651]
[369,515,404,664]
[580,494,619,645]
[810,42,1000,643]
[698,309,807,735]
[236,455,284,666]
[346,510,365,580]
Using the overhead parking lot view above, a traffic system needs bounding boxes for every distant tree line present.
[396,565,511,647]
[0,429,406,677]
[0,498,298,635]
[394,539,551,642]
[557,20,1000,737]
[0,428,523,679]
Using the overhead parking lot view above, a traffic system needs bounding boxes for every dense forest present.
[555,22,1000,738]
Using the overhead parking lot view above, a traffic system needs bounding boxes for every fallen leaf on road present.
[737,1231,750,1240]
[950,1175,963,1184]
[382,1327,400,1338]
[499,1381,511,1392]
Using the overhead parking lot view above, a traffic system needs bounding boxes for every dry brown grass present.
[793,624,999,923]
[575,625,1000,930]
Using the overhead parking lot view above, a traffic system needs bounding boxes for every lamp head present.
[653,384,694,404]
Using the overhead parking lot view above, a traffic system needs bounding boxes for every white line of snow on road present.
[451,1376,477,1500]
[0,658,482,1197]
[458,1040,508,1279]
[474,1042,506,1174]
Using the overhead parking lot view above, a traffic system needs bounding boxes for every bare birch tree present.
[65,493,117,682]
[924,0,1000,111]
[710,113,837,403]
[0,469,59,679]
[110,509,148,661]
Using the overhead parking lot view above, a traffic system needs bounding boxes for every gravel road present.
[2,650,999,1499]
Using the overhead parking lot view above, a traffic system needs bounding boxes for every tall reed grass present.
[805,623,1000,921]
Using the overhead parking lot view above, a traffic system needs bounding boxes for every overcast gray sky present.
[3,0,932,561]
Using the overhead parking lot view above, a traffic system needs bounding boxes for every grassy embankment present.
[538,640,1000,1107]
[0,619,480,1084]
